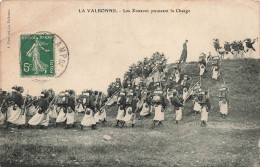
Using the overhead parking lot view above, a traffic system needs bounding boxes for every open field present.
[0,59,259,167]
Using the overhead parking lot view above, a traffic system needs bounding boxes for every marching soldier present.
[174,68,181,83]
[186,85,201,116]
[199,53,207,66]
[198,91,211,127]
[55,91,69,127]
[80,90,96,130]
[6,86,25,129]
[121,92,139,128]
[80,107,96,130]
[170,90,184,124]
[218,85,229,118]
[139,90,152,119]
[0,89,8,125]
[151,86,167,128]
[65,90,76,129]
[98,94,108,123]
[199,53,207,76]
[181,75,191,90]
[166,77,175,90]
[211,56,221,80]
[115,89,126,127]
[27,90,50,129]
[182,88,189,102]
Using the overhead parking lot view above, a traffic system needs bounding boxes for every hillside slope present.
[1,59,259,167]
[107,58,260,122]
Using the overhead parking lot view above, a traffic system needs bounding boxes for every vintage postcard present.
[0,0,259,166]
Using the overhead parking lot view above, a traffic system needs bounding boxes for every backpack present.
[126,94,133,105]
[82,92,90,106]
[198,92,206,104]
[218,87,228,98]
[212,58,219,66]
[152,90,163,103]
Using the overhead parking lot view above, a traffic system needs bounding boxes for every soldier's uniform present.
[80,108,96,130]
[122,92,138,128]
[218,85,229,118]
[198,91,211,126]
[174,68,181,83]
[170,91,184,124]
[115,91,126,127]
[199,54,207,76]
[0,90,8,125]
[181,75,191,90]
[65,90,76,128]
[139,90,152,119]
[80,90,96,130]
[121,90,138,128]
[151,87,167,128]
[6,86,25,129]
[28,90,50,128]
[56,92,69,124]
[211,56,220,80]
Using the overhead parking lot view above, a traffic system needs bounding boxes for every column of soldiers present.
[0,40,236,130]
[0,87,108,130]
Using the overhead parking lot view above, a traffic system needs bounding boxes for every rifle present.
[100,88,121,111]
[183,81,199,102]
[21,90,29,115]
[0,94,9,123]
[0,94,8,113]
[25,99,38,109]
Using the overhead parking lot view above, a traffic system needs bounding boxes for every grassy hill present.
[0,59,259,167]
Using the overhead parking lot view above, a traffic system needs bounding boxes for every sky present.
[0,0,259,96]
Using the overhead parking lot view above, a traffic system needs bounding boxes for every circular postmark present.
[20,31,69,82]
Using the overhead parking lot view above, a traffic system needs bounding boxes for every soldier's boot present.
[91,124,96,130]
[115,120,120,127]
[80,125,83,130]
[6,122,10,129]
[203,121,207,126]
[176,120,179,124]
[26,124,30,128]
[121,121,125,128]
[222,114,225,119]
[151,121,156,129]
[132,124,135,128]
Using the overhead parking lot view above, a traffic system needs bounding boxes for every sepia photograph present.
[0,0,259,166]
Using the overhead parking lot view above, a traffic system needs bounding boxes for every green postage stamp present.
[20,34,55,76]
